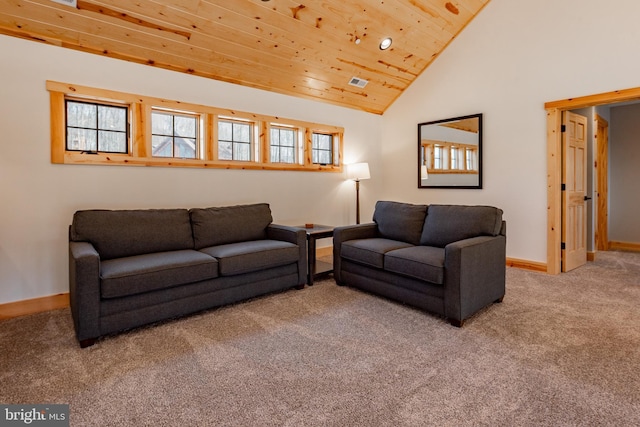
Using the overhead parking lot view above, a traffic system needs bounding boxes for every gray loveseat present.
[69,203,306,347]
[333,201,506,326]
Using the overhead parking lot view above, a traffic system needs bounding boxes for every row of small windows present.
[422,143,479,173]
[64,99,338,166]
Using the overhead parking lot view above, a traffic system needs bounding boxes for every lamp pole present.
[355,179,361,224]
[347,162,370,225]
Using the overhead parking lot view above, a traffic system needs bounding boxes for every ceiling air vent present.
[348,77,368,88]
[50,0,77,7]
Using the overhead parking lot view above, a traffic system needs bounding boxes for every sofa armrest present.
[267,224,307,286]
[443,235,506,324]
[333,223,379,284]
[69,241,101,344]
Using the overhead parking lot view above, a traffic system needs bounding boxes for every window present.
[270,126,296,164]
[66,100,128,153]
[218,119,252,161]
[312,133,333,165]
[433,145,443,170]
[151,110,198,159]
[466,148,474,170]
[450,146,459,170]
[48,81,343,172]
[423,141,478,174]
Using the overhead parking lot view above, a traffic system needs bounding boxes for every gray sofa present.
[333,201,506,326]
[69,203,307,347]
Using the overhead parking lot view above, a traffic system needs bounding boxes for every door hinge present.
[561,124,566,132]
[561,242,566,250]
[561,183,566,191]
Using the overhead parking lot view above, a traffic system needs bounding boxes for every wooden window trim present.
[47,81,344,172]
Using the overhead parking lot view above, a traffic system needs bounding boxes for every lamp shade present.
[347,162,370,181]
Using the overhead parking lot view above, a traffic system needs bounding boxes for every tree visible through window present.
[66,100,128,153]
[50,81,343,171]
[218,119,252,161]
[312,133,333,165]
[270,126,296,163]
[151,110,197,159]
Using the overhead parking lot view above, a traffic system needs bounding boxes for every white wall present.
[381,0,640,263]
[609,103,640,243]
[0,35,382,304]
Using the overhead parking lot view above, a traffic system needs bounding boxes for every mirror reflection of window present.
[418,113,482,189]
[434,145,443,169]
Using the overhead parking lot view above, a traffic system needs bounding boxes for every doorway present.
[545,86,640,274]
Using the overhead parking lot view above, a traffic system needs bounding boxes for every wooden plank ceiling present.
[0,0,489,114]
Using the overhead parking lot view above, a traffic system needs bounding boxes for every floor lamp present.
[347,162,370,224]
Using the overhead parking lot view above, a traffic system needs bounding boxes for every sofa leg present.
[449,319,464,328]
[295,284,305,290]
[495,296,504,303]
[79,338,97,348]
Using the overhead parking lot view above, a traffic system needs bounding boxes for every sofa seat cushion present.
[200,240,299,276]
[100,250,219,299]
[341,238,414,269]
[384,246,445,284]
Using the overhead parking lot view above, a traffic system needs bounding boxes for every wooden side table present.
[298,225,334,285]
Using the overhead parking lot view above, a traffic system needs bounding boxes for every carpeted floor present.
[1,251,639,426]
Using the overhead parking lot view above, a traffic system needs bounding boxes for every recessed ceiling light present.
[379,37,392,50]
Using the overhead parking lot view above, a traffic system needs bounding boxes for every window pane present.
[176,138,196,158]
[281,147,295,163]
[270,146,279,163]
[318,151,331,164]
[233,123,251,142]
[152,135,173,157]
[98,130,127,153]
[312,133,333,165]
[175,115,196,138]
[67,128,97,151]
[313,134,331,150]
[98,105,126,131]
[67,102,96,128]
[152,112,173,135]
[321,135,332,150]
[218,141,232,160]
[218,121,232,141]
[281,129,294,146]
[234,143,250,161]
[270,128,280,144]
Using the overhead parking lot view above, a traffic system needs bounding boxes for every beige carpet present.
[1,251,639,426]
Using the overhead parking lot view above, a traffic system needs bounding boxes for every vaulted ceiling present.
[0,0,489,114]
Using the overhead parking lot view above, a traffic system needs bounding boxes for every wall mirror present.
[418,113,482,189]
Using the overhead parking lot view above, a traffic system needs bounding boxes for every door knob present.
[584,196,592,201]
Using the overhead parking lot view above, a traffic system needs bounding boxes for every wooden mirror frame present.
[418,113,483,189]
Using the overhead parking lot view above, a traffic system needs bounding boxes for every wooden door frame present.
[545,86,640,274]
[595,114,609,251]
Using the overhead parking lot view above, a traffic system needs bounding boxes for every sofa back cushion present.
[373,201,428,245]
[420,204,504,248]
[71,209,194,260]
[190,203,273,249]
